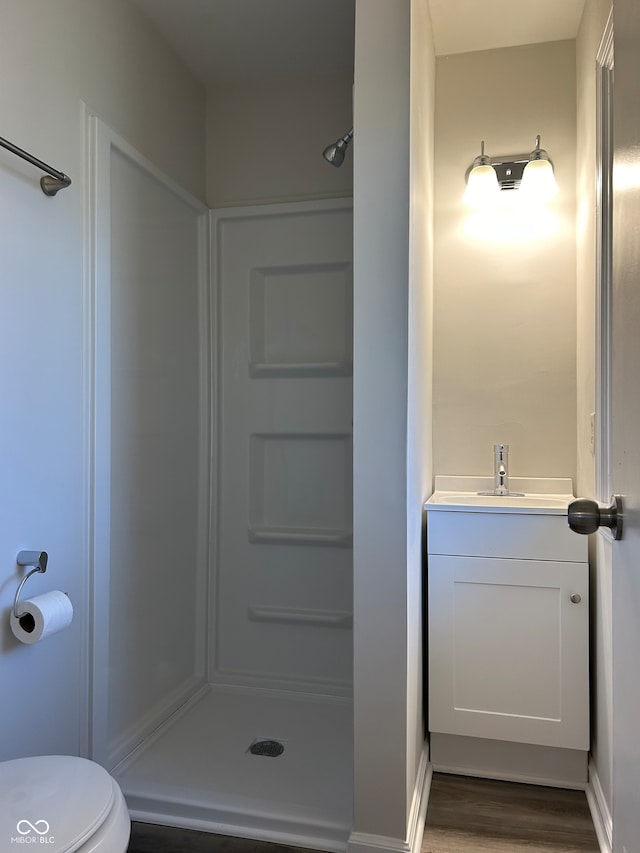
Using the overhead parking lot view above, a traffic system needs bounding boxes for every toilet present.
[0,755,130,852]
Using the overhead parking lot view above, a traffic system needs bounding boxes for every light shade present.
[463,142,499,207]
[520,157,558,201]
[520,134,558,201]
[463,163,499,207]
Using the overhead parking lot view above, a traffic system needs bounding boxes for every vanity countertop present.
[425,476,575,515]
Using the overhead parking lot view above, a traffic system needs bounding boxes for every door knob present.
[568,495,623,540]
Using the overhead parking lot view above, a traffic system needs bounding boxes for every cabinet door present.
[428,555,589,750]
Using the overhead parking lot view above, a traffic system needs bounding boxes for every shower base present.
[113,684,353,852]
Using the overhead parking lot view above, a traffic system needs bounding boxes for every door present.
[610,1,640,848]
[211,200,353,693]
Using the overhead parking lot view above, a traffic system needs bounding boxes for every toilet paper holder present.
[13,551,48,620]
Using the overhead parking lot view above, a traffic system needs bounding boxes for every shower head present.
[322,129,353,167]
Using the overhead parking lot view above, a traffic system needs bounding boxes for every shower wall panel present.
[211,200,353,694]
[91,120,209,768]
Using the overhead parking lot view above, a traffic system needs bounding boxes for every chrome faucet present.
[494,443,509,495]
[478,443,524,496]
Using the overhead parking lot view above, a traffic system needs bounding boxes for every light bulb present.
[520,157,558,201]
[463,163,499,208]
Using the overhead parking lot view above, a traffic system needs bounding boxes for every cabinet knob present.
[570,593,582,604]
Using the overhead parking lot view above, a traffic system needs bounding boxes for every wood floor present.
[422,773,600,853]
[128,773,601,852]
[127,822,309,853]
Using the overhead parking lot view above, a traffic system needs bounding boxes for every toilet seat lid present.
[0,755,115,853]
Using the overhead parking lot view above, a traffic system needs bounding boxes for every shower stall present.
[89,116,354,850]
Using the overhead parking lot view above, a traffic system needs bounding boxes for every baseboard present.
[407,744,432,853]
[586,759,613,853]
[348,741,431,853]
[347,833,413,853]
[429,733,588,789]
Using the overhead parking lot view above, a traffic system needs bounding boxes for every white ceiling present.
[132,0,586,86]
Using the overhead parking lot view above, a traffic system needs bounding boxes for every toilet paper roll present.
[10,590,73,644]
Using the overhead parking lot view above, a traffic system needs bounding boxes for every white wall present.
[433,41,577,483]
[351,0,434,847]
[0,0,205,762]
[206,72,353,207]
[576,0,614,819]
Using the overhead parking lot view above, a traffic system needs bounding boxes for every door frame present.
[595,10,614,506]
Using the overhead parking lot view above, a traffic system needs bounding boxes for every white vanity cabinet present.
[426,496,590,753]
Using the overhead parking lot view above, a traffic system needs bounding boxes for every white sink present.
[425,476,575,515]
[432,493,571,509]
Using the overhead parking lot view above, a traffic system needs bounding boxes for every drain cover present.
[248,739,285,757]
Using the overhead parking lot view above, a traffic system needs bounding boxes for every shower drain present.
[247,738,285,757]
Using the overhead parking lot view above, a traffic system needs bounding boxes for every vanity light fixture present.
[463,134,558,206]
